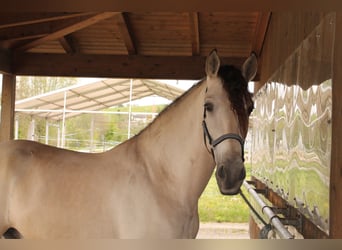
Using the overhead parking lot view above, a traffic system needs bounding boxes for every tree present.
[16,76,77,141]
[16,76,77,99]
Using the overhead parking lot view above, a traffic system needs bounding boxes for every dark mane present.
[218,65,253,132]
[135,65,253,138]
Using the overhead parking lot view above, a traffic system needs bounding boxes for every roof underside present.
[1,12,260,56]
[15,79,185,120]
[0,12,270,80]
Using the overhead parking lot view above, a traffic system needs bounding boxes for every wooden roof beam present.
[1,34,46,49]
[0,15,95,42]
[188,12,200,56]
[58,35,77,54]
[0,13,95,29]
[15,12,118,52]
[0,48,11,74]
[251,12,271,56]
[116,13,136,55]
[12,53,253,80]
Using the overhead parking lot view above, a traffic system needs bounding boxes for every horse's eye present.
[204,102,214,112]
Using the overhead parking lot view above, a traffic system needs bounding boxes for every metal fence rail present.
[242,181,294,239]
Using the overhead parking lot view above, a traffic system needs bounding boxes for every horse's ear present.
[205,49,220,78]
[242,52,258,82]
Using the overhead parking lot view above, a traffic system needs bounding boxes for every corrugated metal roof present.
[15,78,185,120]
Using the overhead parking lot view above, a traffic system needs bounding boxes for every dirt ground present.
[196,222,249,239]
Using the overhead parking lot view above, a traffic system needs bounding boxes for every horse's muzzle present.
[215,161,246,195]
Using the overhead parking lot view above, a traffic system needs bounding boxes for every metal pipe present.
[127,78,133,139]
[61,91,67,148]
[243,181,294,239]
[45,120,49,144]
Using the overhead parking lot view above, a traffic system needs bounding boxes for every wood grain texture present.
[12,53,247,79]
[330,12,342,239]
[0,74,16,141]
[15,12,118,52]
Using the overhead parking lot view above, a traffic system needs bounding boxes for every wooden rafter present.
[0,13,95,29]
[0,15,94,49]
[116,13,136,55]
[1,34,46,49]
[188,12,200,56]
[251,12,271,56]
[58,35,76,54]
[15,12,118,52]
[0,14,101,43]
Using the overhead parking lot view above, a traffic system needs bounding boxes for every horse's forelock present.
[218,65,253,133]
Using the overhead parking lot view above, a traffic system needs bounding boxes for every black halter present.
[202,108,245,162]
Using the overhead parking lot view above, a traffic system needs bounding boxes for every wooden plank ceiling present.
[0,12,270,80]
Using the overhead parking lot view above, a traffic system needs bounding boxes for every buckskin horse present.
[0,50,257,238]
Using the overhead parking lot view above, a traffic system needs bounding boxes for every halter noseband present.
[202,110,245,162]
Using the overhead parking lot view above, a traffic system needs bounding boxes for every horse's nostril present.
[217,166,225,179]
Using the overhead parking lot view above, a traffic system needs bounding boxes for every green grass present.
[198,163,251,223]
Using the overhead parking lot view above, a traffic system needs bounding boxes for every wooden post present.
[0,74,16,142]
[330,12,342,239]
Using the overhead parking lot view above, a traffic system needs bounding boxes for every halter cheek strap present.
[202,119,245,162]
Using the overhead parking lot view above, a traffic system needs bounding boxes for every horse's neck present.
[134,82,215,205]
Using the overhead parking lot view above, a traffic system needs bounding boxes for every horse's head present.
[203,50,257,195]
